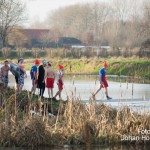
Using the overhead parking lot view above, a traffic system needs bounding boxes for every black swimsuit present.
[38,65,45,97]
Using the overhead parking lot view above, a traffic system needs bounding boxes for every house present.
[22,29,50,48]
[58,37,82,48]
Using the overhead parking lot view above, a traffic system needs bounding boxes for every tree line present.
[42,0,149,48]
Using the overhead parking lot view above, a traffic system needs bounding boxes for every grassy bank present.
[0,57,149,80]
[0,85,150,147]
[25,58,149,80]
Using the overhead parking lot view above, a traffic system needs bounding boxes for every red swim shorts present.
[101,77,108,88]
[46,78,54,88]
[58,79,63,90]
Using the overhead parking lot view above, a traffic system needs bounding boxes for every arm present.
[43,68,47,82]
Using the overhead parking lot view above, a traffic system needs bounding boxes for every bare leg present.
[50,88,53,98]
[18,84,23,93]
[104,87,108,97]
[93,84,103,96]
[31,80,34,93]
[54,90,60,98]
[48,88,50,98]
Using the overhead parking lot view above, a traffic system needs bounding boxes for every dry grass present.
[0,86,150,147]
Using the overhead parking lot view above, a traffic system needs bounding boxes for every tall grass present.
[0,85,150,147]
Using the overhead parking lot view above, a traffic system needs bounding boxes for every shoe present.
[107,96,112,100]
[52,97,58,102]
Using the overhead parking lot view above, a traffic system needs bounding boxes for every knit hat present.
[35,59,40,65]
[59,65,64,69]
[103,62,108,67]
[18,58,24,62]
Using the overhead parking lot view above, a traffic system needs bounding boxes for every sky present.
[22,0,108,26]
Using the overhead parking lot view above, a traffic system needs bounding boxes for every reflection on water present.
[0,145,150,150]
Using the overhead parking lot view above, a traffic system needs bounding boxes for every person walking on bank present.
[30,59,40,95]
[93,62,112,100]
[1,60,10,88]
[45,62,55,99]
[53,65,64,100]
[38,60,47,98]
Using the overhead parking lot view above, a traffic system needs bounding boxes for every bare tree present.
[0,0,26,47]
[142,0,150,37]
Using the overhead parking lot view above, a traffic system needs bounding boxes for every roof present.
[22,29,50,39]
[58,37,81,45]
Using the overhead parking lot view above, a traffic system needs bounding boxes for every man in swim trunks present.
[53,65,64,100]
[1,60,10,88]
[93,62,112,100]
[45,62,55,99]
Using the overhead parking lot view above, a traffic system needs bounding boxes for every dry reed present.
[0,86,150,147]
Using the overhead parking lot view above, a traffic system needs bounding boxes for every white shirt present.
[56,70,63,83]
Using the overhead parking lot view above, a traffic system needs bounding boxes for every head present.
[35,59,40,66]
[103,62,108,68]
[4,60,9,66]
[43,60,48,67]
[18,58,24,64]
[48,62,51,67]
[59,65,64,71]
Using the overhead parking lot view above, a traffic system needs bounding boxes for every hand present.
[100,81,103,85]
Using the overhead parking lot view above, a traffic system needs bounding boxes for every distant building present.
[71,45,110,51]
[22,29,50,48]
[58,37,82,48]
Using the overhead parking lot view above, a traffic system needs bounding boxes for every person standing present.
[53,65,64,100]
[1,60,10,88]
[93,62,112,100]
[30,59,40,95]
[45,62,55,99]
[16,58,27,93]
[38,60,47,98]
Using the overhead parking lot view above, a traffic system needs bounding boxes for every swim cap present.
[103,62,108,67]
[59,65,64,69]
[35,59,40,65]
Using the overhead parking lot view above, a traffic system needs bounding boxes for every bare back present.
[46,67,55,78]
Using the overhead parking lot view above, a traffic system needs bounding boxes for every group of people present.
[30,59,64,100]
[0,58,111,100]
